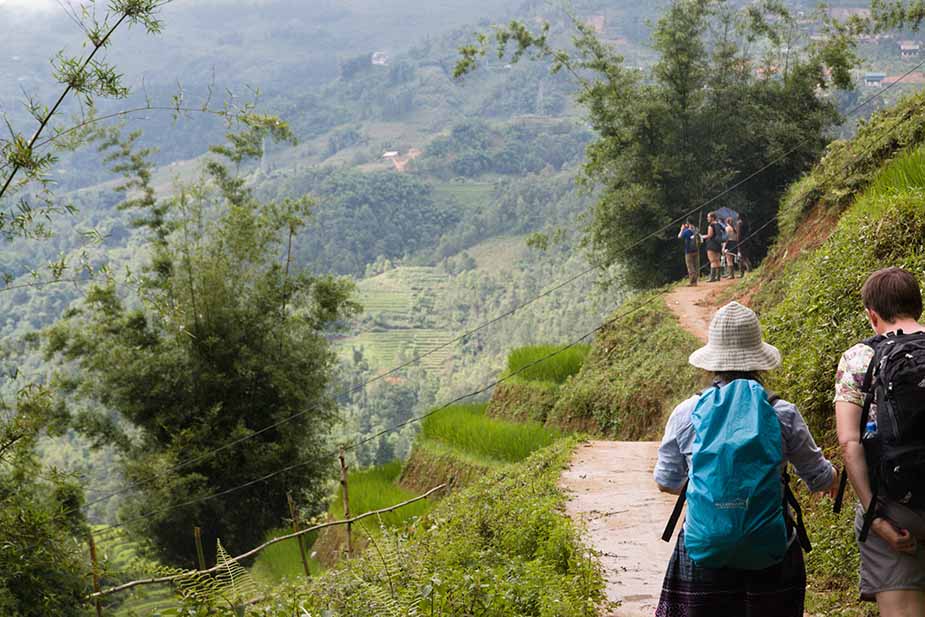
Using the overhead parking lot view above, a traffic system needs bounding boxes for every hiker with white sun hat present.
[653,301,838,617]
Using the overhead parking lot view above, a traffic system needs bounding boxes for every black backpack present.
[834,331,925,541]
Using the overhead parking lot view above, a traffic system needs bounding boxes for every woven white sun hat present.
[688,301,781,372]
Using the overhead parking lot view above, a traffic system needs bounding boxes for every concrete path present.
[560,441,680,616]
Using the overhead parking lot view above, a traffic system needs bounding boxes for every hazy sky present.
[0,0,57,10]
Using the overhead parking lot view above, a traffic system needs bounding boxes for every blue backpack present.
[661,380,812,570]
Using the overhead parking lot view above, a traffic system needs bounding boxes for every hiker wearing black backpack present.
[833,267,925,616]
[679,221,701,286]
[654,301,838,617]
[702,212,726,282]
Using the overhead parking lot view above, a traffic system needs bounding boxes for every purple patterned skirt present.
[655,530,806,617]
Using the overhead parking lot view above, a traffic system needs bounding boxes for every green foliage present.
[421,403,560,463]
[799,486,876,616]
[244,439,606,617]
[265,168,458,277]
[763,146,925,441]
[250,527,322,584]
[550,293,705,437]
[505,344,590,385]
[0,387,90,616]
[44,120,359,566]
[0,0,165,237]
[486,380,559,423]
[421,119,592,179]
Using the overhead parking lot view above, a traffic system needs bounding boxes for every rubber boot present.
[709,268,718,282]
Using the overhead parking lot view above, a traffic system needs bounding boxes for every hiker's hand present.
[872,518,917,555]
[826,466,840,499]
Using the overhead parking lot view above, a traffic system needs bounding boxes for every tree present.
[456,0,859,287]
[45,116,359,566]
[0,386,89,617]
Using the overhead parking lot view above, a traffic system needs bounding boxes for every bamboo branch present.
[89,482,449,598]
[0,12,129,201]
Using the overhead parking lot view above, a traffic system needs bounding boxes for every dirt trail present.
[559,279,740,615]
[663,278,739,342]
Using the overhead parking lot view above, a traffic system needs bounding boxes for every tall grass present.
[868,145,925,196]
[250,528,322,583]
[421,403,560,463]
[505,344,591,384]
[329,460,432,528]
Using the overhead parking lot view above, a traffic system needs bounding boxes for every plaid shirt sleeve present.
[833,343,875,407]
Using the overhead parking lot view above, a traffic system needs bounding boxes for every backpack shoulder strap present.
[661,480,688,543]
[783,473,812,553]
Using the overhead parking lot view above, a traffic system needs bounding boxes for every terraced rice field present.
[343,329,456,370]
[343,266,456,371]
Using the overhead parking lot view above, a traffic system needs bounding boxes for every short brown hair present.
[861,267,923,322]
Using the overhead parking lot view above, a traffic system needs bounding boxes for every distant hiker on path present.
[723,216,738,279]
[702,212,724,282]
[678,221,700,286]
[737,213,752,276]
[654,302,838,617]
[834,267,925,617]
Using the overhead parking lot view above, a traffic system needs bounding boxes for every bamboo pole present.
[287,492,311,578]
[194,526,207,571]
[88,532,104,617]
[89,483,448,598]
[339,447,352,558]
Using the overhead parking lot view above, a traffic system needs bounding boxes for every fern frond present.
[214,539,259,604]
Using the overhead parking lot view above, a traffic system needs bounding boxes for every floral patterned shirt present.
[834,343,877,420]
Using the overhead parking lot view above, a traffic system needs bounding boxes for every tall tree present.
[45,116,359,566]
[457,0,857,287]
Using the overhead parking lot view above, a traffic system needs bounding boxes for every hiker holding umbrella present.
[653,302,838,617]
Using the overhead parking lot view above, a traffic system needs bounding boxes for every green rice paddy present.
[420,403,560,463]
[329,460,432,529]
[505,344,591,384]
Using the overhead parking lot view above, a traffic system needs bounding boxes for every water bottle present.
[863,420,880,469]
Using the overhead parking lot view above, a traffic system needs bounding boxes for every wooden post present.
[287,492,311,578]
[88,532,104,617]
[194,527,206,571]
[339,447,352,558]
